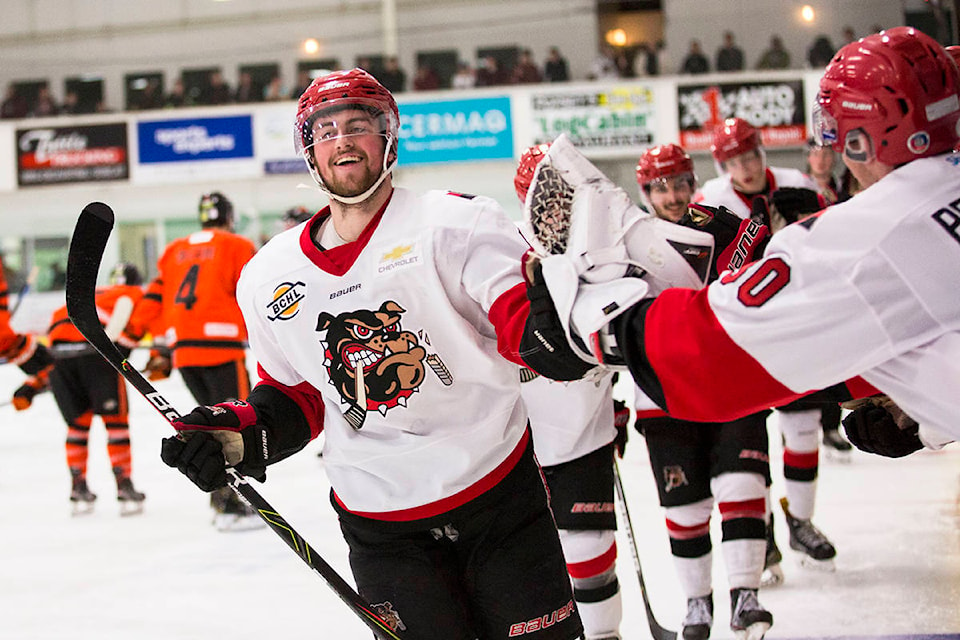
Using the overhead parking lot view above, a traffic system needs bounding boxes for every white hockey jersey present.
[521,369,615,468]
[695,167,818,219]
[237,187,535,518]
[632,153,960,446]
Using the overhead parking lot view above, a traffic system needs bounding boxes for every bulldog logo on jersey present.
[316,300,451,429]
[266,281,306,321]
[663,465,689,493]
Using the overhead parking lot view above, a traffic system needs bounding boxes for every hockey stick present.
[66,202,405,640]
[613,459,677,640]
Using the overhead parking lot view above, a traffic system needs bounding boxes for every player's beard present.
[321,161,382,199]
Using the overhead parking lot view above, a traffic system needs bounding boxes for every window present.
[64,76,104,114]
[416,50,458,89]
[238,63,280,102]
[125,72,164,111]
[181,67,220,105]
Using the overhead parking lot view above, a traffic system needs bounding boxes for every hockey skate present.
[822,427,853,463]
[781,497,836,571]
[681,593,713,640]
[212,486,265,533]
[760,517,784,587]
[116,475,146,516]
[729,588,772,640]
[70,475,97,516]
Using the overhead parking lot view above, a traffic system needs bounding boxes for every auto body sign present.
[16,123,129,186]
[678,80,806,150]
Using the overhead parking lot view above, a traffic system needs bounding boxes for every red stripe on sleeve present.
[488,281,530,368]
[645,288,803,421]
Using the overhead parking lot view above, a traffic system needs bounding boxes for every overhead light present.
[605,29,627,47]
[800,5,815,22]
[303,38,320,55]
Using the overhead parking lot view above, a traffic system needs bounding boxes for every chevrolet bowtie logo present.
[382,244,413,261]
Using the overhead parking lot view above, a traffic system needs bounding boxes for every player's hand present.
[771,187,823,224]
[12,371,48,411]
[682,203,770,281]
[144,350,172,382]
[160,400,269,491]
[841,397,923,458]
[613,399,629,457]
[519,251,595,381]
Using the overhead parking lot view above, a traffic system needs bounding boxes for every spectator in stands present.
[30,85,60,117]
[61,89,80,115]
[165,78,188,108]
[512,49,543,84]
[681,40,710,74]
[1,84,28,119]
[807,35,836,69]
[589,45,620,80]
[452,61,476,89]
[638,42,659,76]
[201,71,231,105]
[263,74,288,101]
[543,46,570,82]
[412,63,440,91]
[655,40,673,75]
[475,55,508,86]
[756,35,791,70]
[379,56,407,93]
[614,49,635,78]
[716,31,745,71]
[234,72,259,103]
[290,69,313,100]
[134,78,165,110]
[841,25,856,45]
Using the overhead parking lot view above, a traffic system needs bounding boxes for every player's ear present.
[842,129,875,163]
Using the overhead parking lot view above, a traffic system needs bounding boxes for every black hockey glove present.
[681,203,770,281]
[841,398,923,458]
[613,399,629,458]
[12,369,49,411]
[160,400,270,492]
[771,187,822,225]
[519,252,594,381]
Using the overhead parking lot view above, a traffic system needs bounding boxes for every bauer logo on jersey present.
[316,300,453,428]
[376,241,421,275]
[266,281,307,321]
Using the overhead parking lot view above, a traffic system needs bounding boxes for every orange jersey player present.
[0,255,51,376]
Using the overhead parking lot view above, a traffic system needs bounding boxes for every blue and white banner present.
[137,115,254,163]
[397,96,513,166]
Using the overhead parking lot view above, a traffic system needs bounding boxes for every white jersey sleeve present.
[630,153,960,441]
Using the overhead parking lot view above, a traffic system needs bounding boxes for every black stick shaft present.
[613,459,677,640]
[66,202,405,640]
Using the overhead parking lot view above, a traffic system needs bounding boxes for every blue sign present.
[138,115,254,163]
[397,96,513,166]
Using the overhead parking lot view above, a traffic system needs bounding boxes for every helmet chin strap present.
[320,135,397,206]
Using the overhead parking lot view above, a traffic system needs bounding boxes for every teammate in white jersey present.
[699,118,839,580]
[539,26,959,464]
[160,68,590,640]
[635,143,774,640]
[516,143,627,640]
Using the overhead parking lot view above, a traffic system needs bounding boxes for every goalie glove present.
[160,400,270,491]
[841,396,923,458]
[682,203,770,281]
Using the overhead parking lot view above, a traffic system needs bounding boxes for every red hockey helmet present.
[294,68,400,202]
[636,144,695,188]
[948,45,960,69]
[710,118,761,163]
[815,27,960,166]
[514,143,551,203]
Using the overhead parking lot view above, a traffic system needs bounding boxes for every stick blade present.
[66,202,116,354]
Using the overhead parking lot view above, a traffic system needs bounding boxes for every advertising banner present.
[397,96,513,166]
[678,79,807,150]
[529,85,656,154]
[255,104,307,175]
[16,123,128,186]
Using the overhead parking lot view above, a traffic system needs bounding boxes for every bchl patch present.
[663,465,688,493]
[370,601,407,632]
[266,281,306,321]
[907,131,931,155]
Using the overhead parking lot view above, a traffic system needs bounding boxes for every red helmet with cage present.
[815,27,960,166]
[514,143,551,203]
[636,144,695,188]
[948,45,960,69]
[710,118,762,163]
[294,68,400,203]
